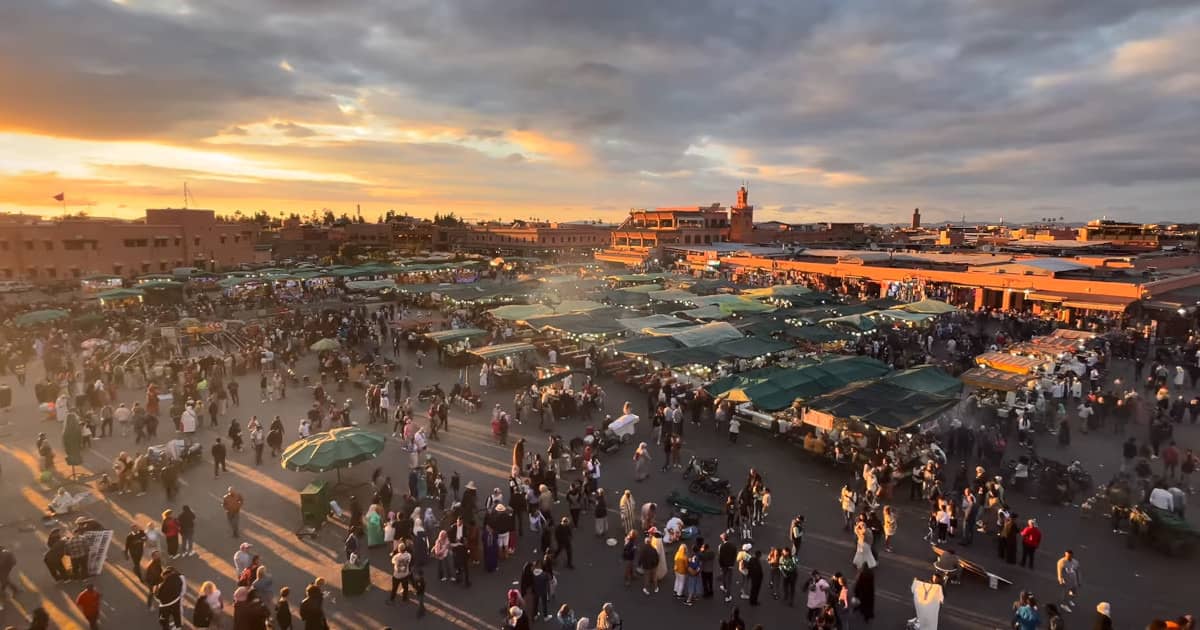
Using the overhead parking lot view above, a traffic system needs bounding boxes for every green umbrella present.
[14,309,69,327]
[310,338,341,351]
[62,412,83,478]
[281,427,386,480]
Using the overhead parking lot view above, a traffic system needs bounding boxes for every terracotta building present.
[455,222,612,256]
[0,209,259,282]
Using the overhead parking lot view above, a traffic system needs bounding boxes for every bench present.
[931,545,1013,589]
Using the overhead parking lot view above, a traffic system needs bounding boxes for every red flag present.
[53,193,64,201]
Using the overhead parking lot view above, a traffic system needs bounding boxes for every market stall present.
[80,274,124,295]
[469,342,538,387]
[95,288,145,309]
[975,351,1045,374]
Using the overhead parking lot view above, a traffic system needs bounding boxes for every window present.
[24,241,34,250]
[46,268,57,279]
[141,263,151,273]
[174,238,181,246]
[660,219,673,228]
[112,264,123,275]
[154,238,169,248]
[124,238,149,247]
[43,240,53,250]
[63,240,85,251]
[193,237,200,246]
[0,241,8,250]
[160,262,169,271]
[26,267,37,279]
[70,268,80,278]
[1,269,10,279]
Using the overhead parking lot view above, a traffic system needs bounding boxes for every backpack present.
[192,595,213,626]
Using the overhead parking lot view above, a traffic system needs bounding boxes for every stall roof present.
[139,280,184,289]
[743,285,812,298]
[705,355,890,410]
[616,283,665,294]
[345,279,397,291]
[822,313,877,331]
[896,298,959,314]
[648,288,700,303]
[787,325,853,343]
[612,336,681,356]
[714,336,793,359]
[960,367,1031,391]
[617,314,693,331]
[525,309,629,336]
[607,273,672,283]
[646,345,727,367]
[883,366,963,396]
[469,342,536,360]
[678,305,732,320]
[806,381,959,430]
[871,309,938,323]
[656,321,743,347]
[975,351,1044,373]
[487,304,555,321]
[424,328,488,344]
[95,288,145,300]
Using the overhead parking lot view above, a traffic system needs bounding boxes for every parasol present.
[14,309,69,327]
[281,427,385,482]
[310,338,341,351]
[177,317,201,327]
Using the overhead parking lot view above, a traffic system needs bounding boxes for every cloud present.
[0,0,1197,223]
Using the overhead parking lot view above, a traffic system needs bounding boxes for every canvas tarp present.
[424,328,488,345]
[975,351,1044,374]
[679,305,732,320]
[525,309,628,337]
[960,367,1030,391]
[822,313,877,331]
[648,288,700,303]
[704,355,890,411]
[883,366,963,396]
[469,342,536,360]
[787,325,853,343]
[897,298,959,314]
[611,336,681,356]
[488,304,555,321]
[616,283,665,294]
[871,309,937,323]
[743,285,812,299]
[657,321,743,347]
[804,381,959,430]
[617,314,692,331]
[345,279,397,291]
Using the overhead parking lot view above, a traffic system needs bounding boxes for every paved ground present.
[0,330,1197,629]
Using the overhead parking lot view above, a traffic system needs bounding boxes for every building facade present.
[0,209,258,282]
[454,222,612,257]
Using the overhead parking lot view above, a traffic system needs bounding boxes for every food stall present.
[425,328,489,366]
[95,287,145,309]
[469,342,538,388]
[80,274,124,295]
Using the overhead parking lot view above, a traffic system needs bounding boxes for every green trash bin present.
[299,480,330,527]
[341,560,370,596]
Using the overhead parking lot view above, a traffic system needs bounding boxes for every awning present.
[1028,291,1134,312]
[424,328,488,345]
[1062,295,1135,312]
[960,367,1031,392]
[975,351,1045,374]
[469,342,536,360]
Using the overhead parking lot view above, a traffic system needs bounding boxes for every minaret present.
[729,182,754,242]
[911,207,921,229]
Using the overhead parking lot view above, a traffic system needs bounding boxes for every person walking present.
[1019,518,1042,569]
[142,551,163,611]
[74,583,102,630]
[124,525,146,581]
[1056,549,1081,613]
[222,487,244,538]
[388,541,413,604]
[854,564,876,622]
[747,549,764,606]
[161,509,181,559]
[299,583,327,630]
[211,438,228,478]
[155,565,185,630]
[178,505,197,557]
[275,586,293,630]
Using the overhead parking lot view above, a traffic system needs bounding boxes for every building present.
[595,204,731,266]
[695,247,1200,324]
[1077,219,1160,249]
[911,208,921,230]
[0,209,259,282]
[455,221,612,257]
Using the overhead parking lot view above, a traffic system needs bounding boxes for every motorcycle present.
[417,384,443,402]
[682,455,719,480]
[688,474,731,497]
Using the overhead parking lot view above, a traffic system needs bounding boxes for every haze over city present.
[1,0,1199,223]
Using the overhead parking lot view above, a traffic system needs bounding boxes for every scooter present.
[688,474,730,497]
[682,455,719,480]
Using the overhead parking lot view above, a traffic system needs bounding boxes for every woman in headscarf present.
[364,504,384,548]
[619,490,637,535]
[633,442,652,481]
[483,522,500,573]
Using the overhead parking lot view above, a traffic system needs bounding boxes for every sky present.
[1,0,1198,225]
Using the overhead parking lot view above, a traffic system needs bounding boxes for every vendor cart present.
[1129,505,1200,556]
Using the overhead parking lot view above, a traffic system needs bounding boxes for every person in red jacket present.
[1019,518,1042,570]
[75,582,101,629]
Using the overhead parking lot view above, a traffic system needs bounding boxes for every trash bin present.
[341,560,370,596]
[300,480,330,527]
